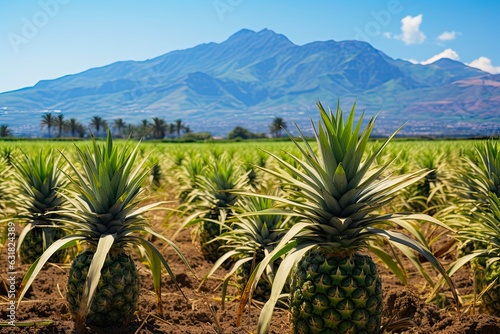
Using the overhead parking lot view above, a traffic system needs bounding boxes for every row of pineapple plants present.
[1,133,196,332]
[1,105,499,332]
[168,104,500,333]
[168,102,474,333]
[438,139,500,315]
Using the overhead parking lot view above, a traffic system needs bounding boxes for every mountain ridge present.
[1,28,498,137]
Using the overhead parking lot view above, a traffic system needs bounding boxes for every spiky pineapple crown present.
[460,193,500,249]
[262,101,428,250]
[0,156,15,212]
[14,150,69,223]
[61,132,153,243]
[468,140,500,199]
[189,153,250,209]
[221,195,289,254]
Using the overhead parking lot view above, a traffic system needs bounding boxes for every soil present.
[1,201,500,333]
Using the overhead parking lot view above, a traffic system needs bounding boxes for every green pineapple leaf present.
[17,235,85,306]
[75,234,116,330]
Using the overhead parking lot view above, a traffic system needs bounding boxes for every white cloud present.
[395,14,426,45]
[409,51,500,74]
[437,31,457,41]
[383,32,392,39]
[421,48,460,65]
[407,49,460,65]
[466,57,500,74]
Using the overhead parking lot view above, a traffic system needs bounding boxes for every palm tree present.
[55,113,65,138]
[124,124,136,138]
[40,112,55,138]
[67,118,81,137]
[0,124,13,137]
[76,123,86,138]
[102,120,109,133]
[137,119,151,139]
[270,117,286,138]
[174,119,186,138]
[150,117,167,139]
[89,116,105,137]
[113,118,127,137]
[169,123,176,138]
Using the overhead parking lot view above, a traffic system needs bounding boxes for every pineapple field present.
[1,105,500,333]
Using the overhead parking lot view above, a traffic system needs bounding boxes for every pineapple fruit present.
[17,131,194,331]
[67,248,139,325]
[241,101,456,333]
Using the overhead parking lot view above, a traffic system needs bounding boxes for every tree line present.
[228,117,287,140]
[37,112,191,139]
[0,114,287,140]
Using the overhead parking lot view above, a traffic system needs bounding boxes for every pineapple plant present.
[0,156,16,245]
[243,150,268,190]
[178,153,250,263]
[398,149,445,214]
[240,101,457,333]
[468,193,500,315]
[177,153,207,204]
[202,192,291,304]
[446,139,500,315]
[17,131,194,331]
[0,155,15,214]
[149,155,163,189]
[14,150,69,263]
[446,191,500,315]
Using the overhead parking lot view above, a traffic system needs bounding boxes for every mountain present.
[1,28,498,137]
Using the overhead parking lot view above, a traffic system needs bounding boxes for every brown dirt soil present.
[2,207,500,333]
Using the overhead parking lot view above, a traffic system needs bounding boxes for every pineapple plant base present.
[20,227,67,264]
[67,250,139,326]
[290,249,382,334]
[236,259,272,303]
[235,258,289,304]
[199,219,225,263]
[3,227,500,333]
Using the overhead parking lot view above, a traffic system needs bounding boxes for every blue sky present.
[1,0,499,93]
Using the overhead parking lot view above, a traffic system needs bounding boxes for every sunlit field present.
[2,135,500,333]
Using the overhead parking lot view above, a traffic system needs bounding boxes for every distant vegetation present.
[0,125,12,137]
[228,126,267,140]
[0,114,288,141]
